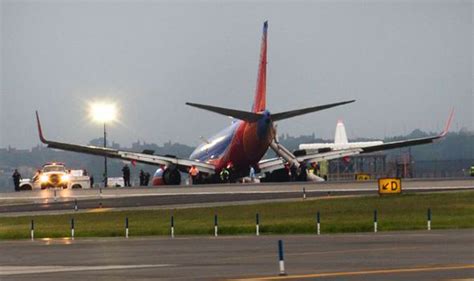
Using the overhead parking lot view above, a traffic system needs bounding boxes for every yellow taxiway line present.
[232,264,474,280]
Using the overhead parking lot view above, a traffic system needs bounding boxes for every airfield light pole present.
[90,102,117,188]
[104,121,107,187]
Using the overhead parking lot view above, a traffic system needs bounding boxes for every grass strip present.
[0,191,473,239]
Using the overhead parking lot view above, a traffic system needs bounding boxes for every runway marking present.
[1,185,473,201]
[0,264,174,276]
[232,264,474,280]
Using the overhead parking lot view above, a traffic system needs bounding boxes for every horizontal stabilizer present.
[271,100,355,121]
[186,102,262,122]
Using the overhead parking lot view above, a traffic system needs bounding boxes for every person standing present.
[290,163,297,182]
[220,167,230,183]
[144,172,150,186]
[12,169,21,191]
[139,170,145,186]
[188,165,199,185]
[249,166,256,182]
[122,164,131,187]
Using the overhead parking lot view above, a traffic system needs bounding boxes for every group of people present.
[12,161,317,190]
[283,162,320,182]
[188,162,256,185]
[139,169,151,186]
[188,163,233,185]
[120,164,151,187]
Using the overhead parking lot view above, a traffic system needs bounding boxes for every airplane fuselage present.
[190,110,275,175]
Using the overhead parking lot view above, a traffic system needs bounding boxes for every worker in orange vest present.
[189,165,199,185]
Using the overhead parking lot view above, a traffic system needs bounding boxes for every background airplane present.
[36,21,356,185]
[298,112,453,156]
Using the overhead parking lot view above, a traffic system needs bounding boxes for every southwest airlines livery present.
[36,21,449,185]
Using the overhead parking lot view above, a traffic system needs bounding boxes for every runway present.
[0,179,472,214]
[0,229,472,280]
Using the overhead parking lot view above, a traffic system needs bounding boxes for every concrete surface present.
[0,229,472,280]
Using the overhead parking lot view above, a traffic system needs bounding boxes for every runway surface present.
[0,179,472,214]
[0,229,472,280]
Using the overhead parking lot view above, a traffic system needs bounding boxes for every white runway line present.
[0,264,174,276]
[0,184,473,201]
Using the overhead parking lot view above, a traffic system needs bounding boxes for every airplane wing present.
[258,148,363,174]
[35,111,215,174]
[358,109,454,154]
[259,109,454,174]
[299,108,454,154]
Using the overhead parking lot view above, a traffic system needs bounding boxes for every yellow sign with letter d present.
[378,178,402,194]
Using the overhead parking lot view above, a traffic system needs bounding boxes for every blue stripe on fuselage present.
[189,121,241,162]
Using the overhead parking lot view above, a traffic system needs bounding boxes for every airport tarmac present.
[0,179,473,214]
[0,229,472,280]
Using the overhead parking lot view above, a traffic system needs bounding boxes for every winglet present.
[439,108,454,137]
[35,111,48,144]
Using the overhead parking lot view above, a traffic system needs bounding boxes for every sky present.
[1,0,472,149]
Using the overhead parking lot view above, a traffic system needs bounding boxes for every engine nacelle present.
[152,166,181,186]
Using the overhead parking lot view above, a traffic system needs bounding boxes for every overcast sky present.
[1,0,472,149]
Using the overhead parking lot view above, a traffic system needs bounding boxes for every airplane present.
[35,21,358,185]
[298,112,454,156]
[299,120,384,151]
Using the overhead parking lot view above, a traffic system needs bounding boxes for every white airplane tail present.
[334,120,348,145]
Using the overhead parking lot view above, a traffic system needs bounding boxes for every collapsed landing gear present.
[163,167,181,185]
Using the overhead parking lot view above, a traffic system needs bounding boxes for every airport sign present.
[378,178,402,194]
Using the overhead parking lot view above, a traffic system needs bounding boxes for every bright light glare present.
[61,174,70,182]
[90,102,117,123]
[40,175,49,183]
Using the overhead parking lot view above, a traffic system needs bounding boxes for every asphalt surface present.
[0,230,472,280]
[0,179,473,214]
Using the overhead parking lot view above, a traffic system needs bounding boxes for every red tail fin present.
[252,21,268,113]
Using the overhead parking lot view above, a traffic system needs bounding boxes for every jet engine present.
[152,166,181,185]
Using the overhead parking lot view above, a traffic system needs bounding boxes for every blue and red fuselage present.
[189,21,271,177]
[189,110,274,176]
[153,21,271,184]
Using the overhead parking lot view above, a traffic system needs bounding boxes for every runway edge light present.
[427,208,432,231]
[71,218,75,240]
[31,219,34,241]
[256,213,260,236]
[278,240,287,276]
[125,217,129,239]
[214,214,218,237]
[316,211,321,235]
[374,209,378,233]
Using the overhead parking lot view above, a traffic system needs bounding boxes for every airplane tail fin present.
[186,21,354,123]
[334,120,349,144]
[251,21,268,113]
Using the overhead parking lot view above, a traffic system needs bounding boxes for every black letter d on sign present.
[391,181,398,191]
